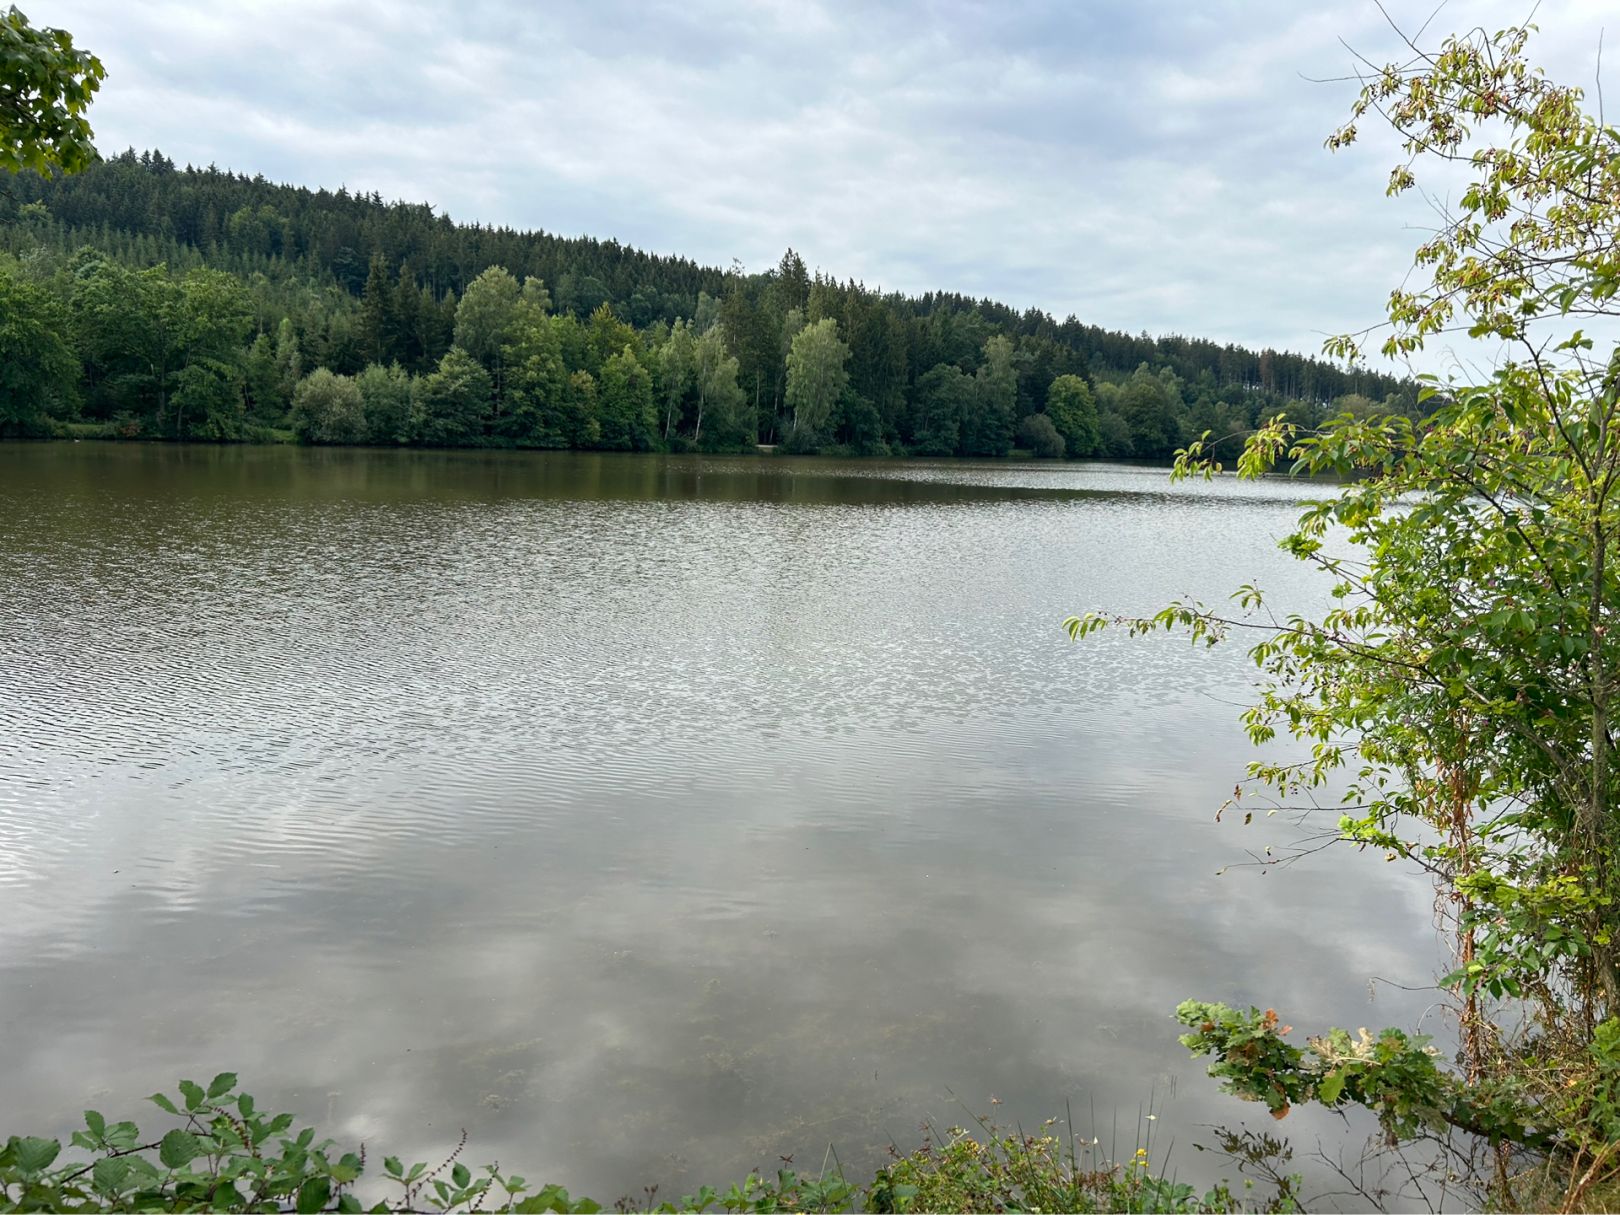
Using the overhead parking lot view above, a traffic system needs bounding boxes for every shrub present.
[1,1080,1301,1214]
[1015,414,1065,459]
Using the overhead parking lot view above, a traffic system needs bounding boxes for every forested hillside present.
[0,148,1414,456]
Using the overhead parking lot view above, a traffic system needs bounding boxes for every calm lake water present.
[0,443,1447,1204]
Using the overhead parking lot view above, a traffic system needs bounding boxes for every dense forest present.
[0,148,1415,457]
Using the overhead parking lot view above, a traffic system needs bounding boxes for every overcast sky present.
[46,0,1615,372]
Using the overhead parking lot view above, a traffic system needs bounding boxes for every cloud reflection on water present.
[0,447,1445,1208]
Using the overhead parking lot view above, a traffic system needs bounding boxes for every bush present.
[290,370,367,445]
[1015,414,1065,459]
[1,1079,1301,1214]
[777,426,825,456]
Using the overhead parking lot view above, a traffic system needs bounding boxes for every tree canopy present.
[0,7,104,176]
[0,149,1415,450]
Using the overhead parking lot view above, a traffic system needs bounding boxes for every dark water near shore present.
[0,443,1446,1205]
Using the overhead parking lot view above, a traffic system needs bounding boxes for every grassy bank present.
[0,1077,1304,1214]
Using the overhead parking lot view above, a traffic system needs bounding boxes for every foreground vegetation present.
[0,1078,1304,1215]
[1067,16,1620,1212]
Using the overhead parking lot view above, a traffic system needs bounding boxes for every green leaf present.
[383,1155,403,1178]
[297,1175,332,1214]
[84,1109,106,1138]
[1319,1069,1346,1104]
[452,1162,472,1189]
[148,1092,180,1115]
[178,1079,206,1111]
[12,1136,61,1174]
[92,1156,132,1194]
[159,1128,202,1169]
[207,1071,238,1099]
[126,1155,161,1182]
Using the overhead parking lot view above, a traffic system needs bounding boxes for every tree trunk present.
[1589,522,1617,1017]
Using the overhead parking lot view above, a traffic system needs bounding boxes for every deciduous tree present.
[1045,374,1099,457]
[0,266,76,433]
[1072,19,1620,1198]
[0,7,104,175]
[784,317,849,439]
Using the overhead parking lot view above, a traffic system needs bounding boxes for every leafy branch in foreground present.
[1070,13,1620,1208]
[1174,1002,1575,1153]
[0,6,104,177]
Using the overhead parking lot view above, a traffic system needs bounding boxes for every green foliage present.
[784,318,849,441]
[0,1082,1300,1215]
[563,370,601,449]
[1,147,1415,456]
[291,369,366,445]
[0,6,104,176]
[834,389,887,456]
[497,316,569,445]
[355,363,413,445]
[1095,409,1134,458]
[1117,364,1185,458]
[415,347,492,447]
[1174,1002,1549,1150]
[585,305,638,375]
[68,257,180,424]
[1323,21,1620,361]
[1015,412,1065,459]
[692,324,749,449]
[1069,16,1620,1203]
[1586,1019,1620,1143]
[179,269,253,365]
[963,335,1016,456]
[911,363,972,456]
[171,359,245,441]
[1134,363,1620,1024]
[597,343,658,451]
[869,1114,1298,1215]
[0,1076,610,1214]
[454,266,522,370]
[655,317,695,441]
[0,264,75,433]
[243,334,286,423]
[1045,374,1099,457]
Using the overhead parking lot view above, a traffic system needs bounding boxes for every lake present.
[0,443,1446,1205]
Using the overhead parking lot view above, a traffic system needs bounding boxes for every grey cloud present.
[49,1,1618,370]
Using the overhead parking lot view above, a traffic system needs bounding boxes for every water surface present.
[0,444,1446,1204]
